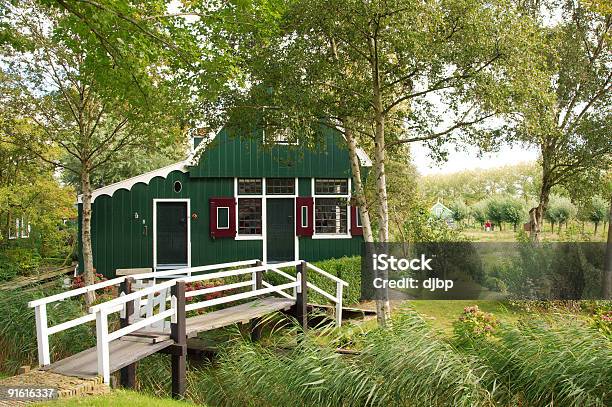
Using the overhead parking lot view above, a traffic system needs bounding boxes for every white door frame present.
[153,198,191,271]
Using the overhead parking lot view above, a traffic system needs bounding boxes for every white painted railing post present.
[335,282,343,327]
[95,309,110,384]
[34,304,50,366]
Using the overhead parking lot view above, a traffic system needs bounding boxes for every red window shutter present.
[209,197,236,238]
[296,197,313,236]
[351,206,363,236]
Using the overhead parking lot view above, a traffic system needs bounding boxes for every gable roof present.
[79,128,371,203]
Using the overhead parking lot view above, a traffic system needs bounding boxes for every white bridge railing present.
[28,259,348,384]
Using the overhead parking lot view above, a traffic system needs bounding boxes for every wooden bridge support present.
[170,280,187,399]
[251,261,263,342]
[294,261,308,331]
[119,277,136,389]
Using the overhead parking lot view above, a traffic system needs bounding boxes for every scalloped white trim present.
[78,161,188,203]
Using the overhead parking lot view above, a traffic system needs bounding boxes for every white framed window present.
[8,218,18,240]
[266,178,295,195]
[21,222,31,238]
[238,178,263,195]
[315,198,348,234]
[238,198,262,235]
[217,207,230,229]
[301,205,308,228]
[314,179,349,195]
[8,217,30,239]
[356,208,362,228]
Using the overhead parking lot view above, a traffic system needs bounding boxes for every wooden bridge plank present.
[40,297,294,380]
[185,297,295,336]
[43,339,173,379]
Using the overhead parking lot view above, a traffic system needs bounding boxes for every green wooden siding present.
[189,126,353,178]
[85,172,261,278]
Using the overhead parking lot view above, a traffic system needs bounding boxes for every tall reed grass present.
[0,283,95,373]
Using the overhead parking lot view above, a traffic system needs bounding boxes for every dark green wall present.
[85,172,261,278]
[189,126,352,178]
[83,171,362,278]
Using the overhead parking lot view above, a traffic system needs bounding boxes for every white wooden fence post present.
[335,282,343,327]
[95,309,110,384]
[34,304,50,366]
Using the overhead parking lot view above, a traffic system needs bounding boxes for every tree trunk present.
[529,180,551,242]
[594,222,599,236]
[344,124,373,242]
[81,166,96,306]
[370,36,391,327]
[603,195,612,299]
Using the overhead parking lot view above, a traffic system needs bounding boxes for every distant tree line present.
[445,193,608,235]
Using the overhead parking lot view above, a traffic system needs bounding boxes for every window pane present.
[266,178,295,195]
[238,198,262,235]
[238,178,262,195]
[301,206,308,228]
[315,179,348,195]
[315,198,347,234]
[217,207,229,229]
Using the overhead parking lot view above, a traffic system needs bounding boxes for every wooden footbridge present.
[28,260,348,398]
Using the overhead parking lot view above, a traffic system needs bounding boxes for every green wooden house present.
[78,126,371,278]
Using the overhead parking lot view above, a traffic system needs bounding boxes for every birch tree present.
[202,0,538,325]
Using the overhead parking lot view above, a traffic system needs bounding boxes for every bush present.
[268,256,362,306]
[453,305,499,344]
[0,247,41,281]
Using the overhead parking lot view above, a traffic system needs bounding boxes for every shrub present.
[0,247,41,281]
[453,305,499,344]
[267,256,362,306]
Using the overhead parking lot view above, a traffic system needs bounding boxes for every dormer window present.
[264,127,298,145]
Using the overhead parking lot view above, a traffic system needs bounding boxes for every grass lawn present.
[461,223,608,242]
[410,300,524,334]
[38,390,199,407]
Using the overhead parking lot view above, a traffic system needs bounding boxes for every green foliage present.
[190,308,495,407]
[268,257,361,306]
[0,282,96,374]
[544,195,578,232]
[453,305,499,344]
[459,316,612,406]
[485,196,506,230]
[448,199,469,224]
[0,247,41,281]
[471,200,489,225]
[587,195,609,226]
[588,309,612,339]
[422,163,541,204]
[399,203,467,242]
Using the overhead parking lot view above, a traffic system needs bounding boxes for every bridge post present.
[251,260,264,341]
[294,261,308,331]
[120,277,136,389]
[170,280,187,399]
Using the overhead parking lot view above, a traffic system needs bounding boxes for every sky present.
[411,142,539,176]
